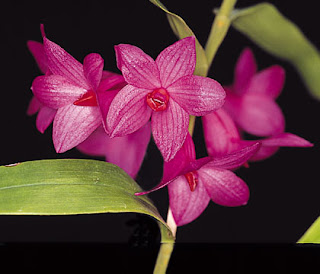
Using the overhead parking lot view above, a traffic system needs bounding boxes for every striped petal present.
[83,53,104,90]
[53,105,101,153]
[115,44,160,89]
[43,37,89,89]
[31,75,86,109]
[199,167,250,207]
[107,85,152,137]
[168,75,225,116]
[36,106,57,133]
[156,36,196,87]
[168,175,210,226]
[151,99,189,162]
[135,133,196,196]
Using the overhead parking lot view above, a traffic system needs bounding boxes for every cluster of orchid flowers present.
[27,25,312,228]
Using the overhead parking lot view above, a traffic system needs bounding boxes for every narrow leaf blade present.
[0,159,174,243]
[230,3,320,99]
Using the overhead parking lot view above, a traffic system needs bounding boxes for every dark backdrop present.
[0,0,319,258]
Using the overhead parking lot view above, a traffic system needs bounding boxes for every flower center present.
[73,90,98,107]
[184,171,198,192]
[146,88,169,111]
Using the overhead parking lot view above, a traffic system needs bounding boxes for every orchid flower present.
[31,30,126,153]
[136,134,260,226]
[223,47,286,137]
[107,36,226,162]
[26,40,57,133]
[77,122,151,179]
[202,108,313,162]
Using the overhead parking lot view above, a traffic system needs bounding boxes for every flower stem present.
[153,243,175,274]
[188,115,196,136]
[205,0,237,68]
[154,1,237,273]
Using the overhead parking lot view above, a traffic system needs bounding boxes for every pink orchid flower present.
[202,108,313,162]
[31,30,126,153]
[26,40,57,133]
[136,134,260,226]
[107,36,226,162]
[77,122,151,179]
[223,47,286,137]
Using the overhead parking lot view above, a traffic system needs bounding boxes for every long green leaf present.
[0,159,174,243]
[298,216,320,244]
[150,0,209,76]
[229,3,320,99]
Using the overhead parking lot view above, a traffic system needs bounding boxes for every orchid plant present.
[1,0,320,273]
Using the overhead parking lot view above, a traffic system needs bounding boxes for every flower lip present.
[146,88,169,111]
[184,171,198,192]
[73,89,98,106]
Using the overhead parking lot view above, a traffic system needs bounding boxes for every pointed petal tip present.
[242,47,254,57]
[134,191,145,196]
[40,24,46,38]
[181,35,195,44]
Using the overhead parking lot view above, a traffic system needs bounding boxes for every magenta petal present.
[162,133,196,181]
[36,106,57,133]
[107,85,152,137]
[199,167,249,207]
[259,132,313,147]
[156,36,196,87]
[96,89,118,134]
[205,142,261,170]
[249,133,313,161]
[32,75,86,109]
[78,123,151,179]
[152,99,189,162]
[233,94,285,136]
[43,37,89,89]
[168,75,226,116]
[77,126,107,156]
[136,133,196,196]
[234,48,257,94]
[53,105,101,153]
[202,108,242,156]
[98,74,126,92]
[246,65,285,99]
[102,70,118,79]
[27,96,41,116]
[95,74,127,133]
[105,122,151,178]
[27,40,48,74]
[115,44,160,89]
[83,53,104,90]
[249,146,280,162]
[168,175,211,226]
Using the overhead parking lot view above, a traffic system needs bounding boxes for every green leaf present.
[298,216,320,244]
[0,159,174,243]
[229,3,320,99]
[150,0,209,76]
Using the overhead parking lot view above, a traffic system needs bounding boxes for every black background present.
[0,0,319,272]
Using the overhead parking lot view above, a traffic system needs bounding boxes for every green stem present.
[205,0,237,68]
[153,1,237,273]
[188,115,196,136]
[153,243,175,274]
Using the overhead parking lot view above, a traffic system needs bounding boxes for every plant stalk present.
[153,1,237,273]
[205,0,237,68]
